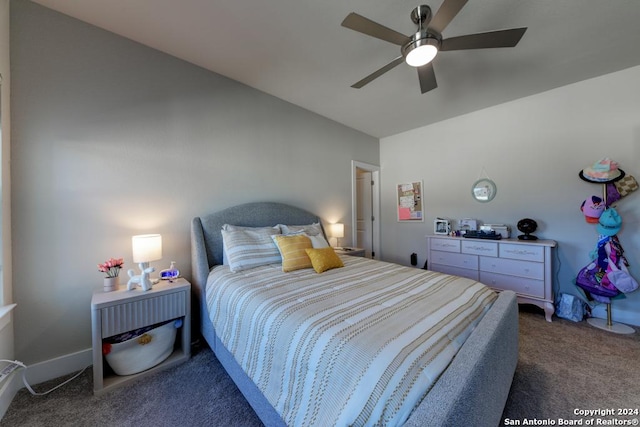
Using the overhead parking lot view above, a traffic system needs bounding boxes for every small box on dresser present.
[91,278,191,394]
[427,235,557,321]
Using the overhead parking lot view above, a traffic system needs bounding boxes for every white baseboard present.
[0,348,91,420]
[22,348,92,386]
[0,371,21,420]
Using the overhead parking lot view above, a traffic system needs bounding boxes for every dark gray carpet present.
[3,307,640,426]
[1,341,262,427]
[502,306,640,423]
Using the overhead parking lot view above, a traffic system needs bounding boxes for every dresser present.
[426,235,557,321]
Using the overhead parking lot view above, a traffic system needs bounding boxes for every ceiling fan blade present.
[428,0,469,34]
[417,63,438,94]
[441,27,527,51]
[342,13,410,46]
[351,56,405,89]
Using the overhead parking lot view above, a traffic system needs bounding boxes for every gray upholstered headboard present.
[190,202,323,306]
[194,202,322,267]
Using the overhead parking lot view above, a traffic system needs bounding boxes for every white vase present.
[103,277,119,292]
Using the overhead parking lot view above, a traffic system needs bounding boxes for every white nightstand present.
[91,278,191,394]
[334,247,366,257]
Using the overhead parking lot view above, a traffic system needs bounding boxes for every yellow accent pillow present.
[305,247,344,273]
[273,234,313,272]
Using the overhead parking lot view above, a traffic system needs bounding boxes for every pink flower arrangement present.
[98,258,124,278]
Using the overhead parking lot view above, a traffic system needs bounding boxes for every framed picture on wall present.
[397,181,423,222]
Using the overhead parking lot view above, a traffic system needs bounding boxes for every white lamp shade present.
[132,234,162,263]
[330,223,344,238]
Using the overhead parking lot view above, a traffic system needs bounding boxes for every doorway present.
[351,161,380,259]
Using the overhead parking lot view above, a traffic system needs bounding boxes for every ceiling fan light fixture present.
[404,37,439,67]
[342,3,527,93]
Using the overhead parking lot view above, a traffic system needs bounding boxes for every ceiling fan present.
[341,0,527,94]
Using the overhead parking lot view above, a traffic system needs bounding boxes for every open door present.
[352,161,380,259]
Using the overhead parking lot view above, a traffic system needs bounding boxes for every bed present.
[191,202,518,427]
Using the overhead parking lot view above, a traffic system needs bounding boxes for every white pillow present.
[276,228,329,248]
[221,224,279,265]
[279,222,323,236]
[308,234,329,248]
[221,227,281,272]
[222,224,280,232]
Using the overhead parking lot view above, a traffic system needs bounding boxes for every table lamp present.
[128,234,162,291]
[330,223,344,248]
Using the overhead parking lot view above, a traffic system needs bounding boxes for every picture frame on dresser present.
[427,235,557,321]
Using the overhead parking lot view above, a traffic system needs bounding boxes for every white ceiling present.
[31,0,640,138]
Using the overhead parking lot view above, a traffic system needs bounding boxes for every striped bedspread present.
[206,255,497,426]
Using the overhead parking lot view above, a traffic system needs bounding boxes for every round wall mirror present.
[472,178,497,203]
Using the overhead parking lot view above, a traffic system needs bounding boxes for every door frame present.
[351,160,381,259]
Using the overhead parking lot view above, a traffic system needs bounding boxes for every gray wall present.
[11,1,378,364]
[0,0,12,363]
[380,65,640,326]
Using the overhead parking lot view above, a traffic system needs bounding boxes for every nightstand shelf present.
[91,278,191,395]
[335,247,366,257]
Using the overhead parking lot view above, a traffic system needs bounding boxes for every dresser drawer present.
[479,257,544,280]
[427,235,556,322]
[480,271,545,299]
[431,263,479,281]
[499,243,544,262]
[431,251,478,270]
[461,240,498,257]
[430,238,461,253]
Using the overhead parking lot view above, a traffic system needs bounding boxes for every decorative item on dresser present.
[516,218,538,240]
[427,235,557,322]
